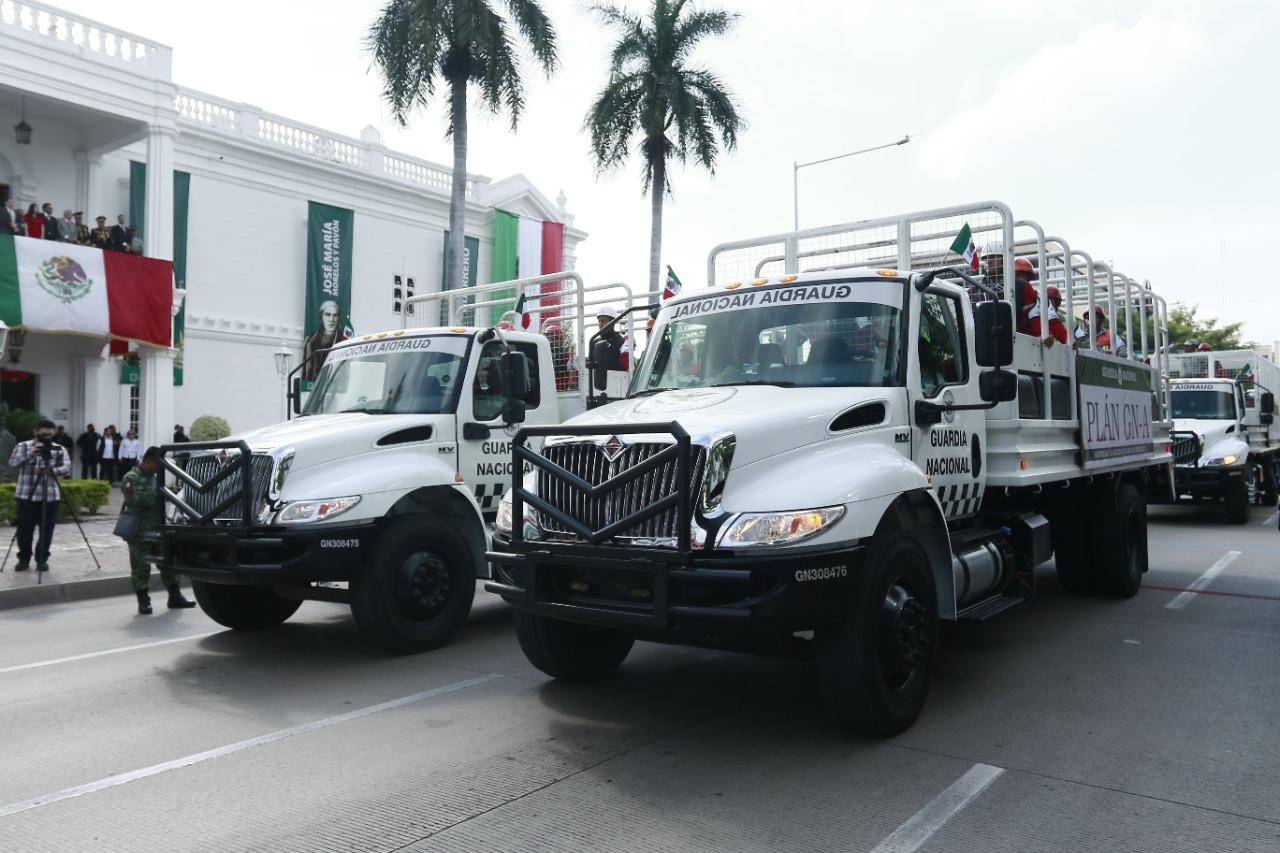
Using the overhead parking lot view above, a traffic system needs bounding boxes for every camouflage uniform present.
[120,466,177,592]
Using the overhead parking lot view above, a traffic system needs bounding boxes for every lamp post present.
[273,342,293,421]
[793,134,912,231]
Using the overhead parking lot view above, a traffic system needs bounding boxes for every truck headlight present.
[495,490,539,539]
[274,496,361,524]
[1200,454,1241,467]
[718,506,845,548]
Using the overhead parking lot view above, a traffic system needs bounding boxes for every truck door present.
[911,289,988,520]
[456,338,542,514]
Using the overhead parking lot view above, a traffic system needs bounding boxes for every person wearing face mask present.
[8,419,71,572]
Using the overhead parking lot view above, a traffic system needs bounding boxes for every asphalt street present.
[1,502,1277,853]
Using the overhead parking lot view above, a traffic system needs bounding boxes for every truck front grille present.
[537,442,707,543]
[179,453,275,523]
[1170,432,1200,466]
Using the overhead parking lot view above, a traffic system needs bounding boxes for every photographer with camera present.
[8,419,72,572]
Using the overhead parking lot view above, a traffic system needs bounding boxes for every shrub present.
[190,415,232,442]
[0,479,112,524]
[6,409,45,442]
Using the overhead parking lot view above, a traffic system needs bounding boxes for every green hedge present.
[5,409,45,442]
[190,415,231,442]
[0,480,112,524]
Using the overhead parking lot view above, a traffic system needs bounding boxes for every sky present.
[56,0,1280,343]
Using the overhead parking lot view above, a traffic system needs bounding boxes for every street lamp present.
[793,134,912,230]
[273,342,293,421]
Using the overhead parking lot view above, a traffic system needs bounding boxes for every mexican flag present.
[0,235,172,346]
[515,292,531,329]
[664,265,683,300]
[949,223,979,272]
[492,209,565,331]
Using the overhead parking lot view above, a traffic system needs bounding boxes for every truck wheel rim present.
[394,550,452,622]
[879,581,931,693]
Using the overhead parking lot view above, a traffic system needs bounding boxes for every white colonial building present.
[0,0,584,448]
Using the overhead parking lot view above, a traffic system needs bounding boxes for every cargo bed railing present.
[156,440,257,528]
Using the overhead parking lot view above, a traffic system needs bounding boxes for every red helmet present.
[542,322,564,339]
[1091,305,1106,319]
[1197,342,1212,352]
[1047,285,1062,304]
[1013,257,1035,276]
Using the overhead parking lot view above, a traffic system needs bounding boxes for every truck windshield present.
[1171,390,1236,420]
[631,285,902,393]
[302,336,469,416]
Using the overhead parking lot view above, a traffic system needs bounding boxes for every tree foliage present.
[367,0,557,131]
[1167,304,1248,351]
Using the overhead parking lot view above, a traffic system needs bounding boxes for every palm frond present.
[505,0,558,73]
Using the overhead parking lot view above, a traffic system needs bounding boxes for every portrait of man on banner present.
[302,300,352,382]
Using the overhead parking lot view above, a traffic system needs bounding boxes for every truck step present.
[957,593,1025,621]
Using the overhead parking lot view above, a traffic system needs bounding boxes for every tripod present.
[0,445,102,584]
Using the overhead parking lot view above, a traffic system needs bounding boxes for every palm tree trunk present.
[648,156,665,300]
[446,77,468,303]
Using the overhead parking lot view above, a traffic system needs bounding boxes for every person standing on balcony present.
[22,204,43,238]
[110,214,129,253]
[73,212,91,246]
[128,226,143,255]
[90,216,112,251]
[41,203,59,240]
[58,210,76,243]
[0,198,17,235]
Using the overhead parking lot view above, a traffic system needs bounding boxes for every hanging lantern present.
[14,97,31,145]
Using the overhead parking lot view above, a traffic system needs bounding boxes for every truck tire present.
[1225,471,1250,525]
[1264,461,1280,507]
[192,581,302,630]
[350,519,476,653]
[1089,483,1147,599]
[514,611,635,681]
[815,533,937,736]
[1046,487,1094,595]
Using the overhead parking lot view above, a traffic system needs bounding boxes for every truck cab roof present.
[666,267,910,309]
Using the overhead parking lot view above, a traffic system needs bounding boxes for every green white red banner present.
[0,234,173,346]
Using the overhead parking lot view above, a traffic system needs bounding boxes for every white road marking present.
[1260,511,1278,527]
[0,673,500,819]
[1166,550,1242,610]
[870,763,1004,853]
[0,632,220,676]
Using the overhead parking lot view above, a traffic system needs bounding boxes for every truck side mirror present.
[501,350,529,401]
[501,398,526,426]
[979,369,1018,403]
[1262,392,1275,415]
[974,301,1014,368]
[290,376,302,416]
[591,339,612,392]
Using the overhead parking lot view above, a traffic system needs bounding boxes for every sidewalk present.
[0,487,165,609]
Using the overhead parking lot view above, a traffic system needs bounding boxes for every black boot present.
[14,560,28,572]
[167,584,196,609]
[136,590,153,615]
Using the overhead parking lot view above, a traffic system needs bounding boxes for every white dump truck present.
[487,201,1176,735]
[156,273,641,652]
[1162,349,1280,521]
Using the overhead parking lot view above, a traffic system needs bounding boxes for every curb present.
[0,575,166,611]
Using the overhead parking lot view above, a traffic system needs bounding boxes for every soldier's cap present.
[95,215,106,222]
[74,211,84,217]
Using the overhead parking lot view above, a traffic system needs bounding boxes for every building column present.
[73,150,100,220]
[69,354,108,435]
[144,124,177,261]
[138,346,176,449]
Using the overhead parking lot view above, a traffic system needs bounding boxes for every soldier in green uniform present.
[121,447,196,615]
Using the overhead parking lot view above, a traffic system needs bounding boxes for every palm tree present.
[368,0,557,293]
[586,0,744,299]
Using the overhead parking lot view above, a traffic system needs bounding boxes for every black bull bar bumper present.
[485,422,864,638]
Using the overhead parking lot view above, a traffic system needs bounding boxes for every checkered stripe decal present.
[474,483,506,510]
[933,482,983,519]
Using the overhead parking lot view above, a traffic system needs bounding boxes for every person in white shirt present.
[118,429,142,480]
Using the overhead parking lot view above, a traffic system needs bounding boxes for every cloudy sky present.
[58,0,1280,343]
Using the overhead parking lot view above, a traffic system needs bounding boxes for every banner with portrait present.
[303,202,355,385]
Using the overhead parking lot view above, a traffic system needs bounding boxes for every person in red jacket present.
[1027,283,1069,346]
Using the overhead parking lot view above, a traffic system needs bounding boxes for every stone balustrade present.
[0,0,171,76]
[175,88,487,199]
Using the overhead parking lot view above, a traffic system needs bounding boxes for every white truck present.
[487,201,1176,735]
[1161,349,1280,521]
[156,273,640,652]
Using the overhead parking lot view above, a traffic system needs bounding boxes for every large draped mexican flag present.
[491,209,564,332]
[0,235,173,347]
